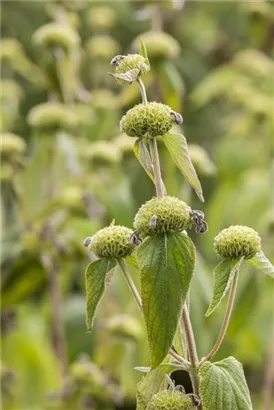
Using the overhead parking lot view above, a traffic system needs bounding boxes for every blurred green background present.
[1,1,273,409]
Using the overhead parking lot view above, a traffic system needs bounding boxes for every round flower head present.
[115,54,149,77]
[120,102,175,139]
[86,7,117,30]
[1,133,26,155]
[28,102,79,131]
[214,225,261,260]
[148,390,195,410]
[86,35,120,61]
[134,196,191,237]
[88,225,134,258]
[132,31,180,61]
[33,23,80,51]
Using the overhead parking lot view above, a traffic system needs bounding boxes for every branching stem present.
[117,259,190,369]
[200,269,240,364]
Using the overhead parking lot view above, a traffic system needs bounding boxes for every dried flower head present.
[214,225,261,260]
[134,196,192,237]
[148,390,196,410]
[120,102,176,139]
[133,31,180,61]
[88,225,135,258]
[33,23,80,51]
[28,102,79,131]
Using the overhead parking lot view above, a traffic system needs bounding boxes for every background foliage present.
[1,1,273,409]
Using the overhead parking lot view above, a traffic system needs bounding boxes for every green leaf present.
[108,68,140,83]
[85,258,117,331]
[136,358,171,410]
[133,139,155,183]
[162,133,204,202]
[247,251,274,278]
[199,357,253,410]
[205,257,243,317]
[137,232,195,368]
[139,38,150,69]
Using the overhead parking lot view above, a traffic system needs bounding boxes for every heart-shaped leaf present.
[85,258,117,331]
[108,68,140,83]
[137,232,195,368]
[247,251,274,278]
[205,257,243,317]
[199,357,253,410]
[162,133,204,202]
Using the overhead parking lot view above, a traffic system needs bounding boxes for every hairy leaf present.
[205,257,243,317]
[139,38,150,69]
[85,258,117,331]
[133,139,155,182]
[137,232,195,368]
[162,133,204,202]
[108,68,140,83]
[136,357,171,410]
[247,251,274,278]
[199,357,253,410]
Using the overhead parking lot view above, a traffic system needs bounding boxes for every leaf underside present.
[137,232,195,368]
[109,68,140,83]
[85,258,117,331]
[162,133,204,202]
[133,139,155,183]
[205,257,243,317]
[199,357,253,410]
[247,251,274,278]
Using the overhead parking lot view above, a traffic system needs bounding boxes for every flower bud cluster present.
[148,390,196,410]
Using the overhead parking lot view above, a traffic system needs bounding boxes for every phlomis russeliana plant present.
[83,40,274,410]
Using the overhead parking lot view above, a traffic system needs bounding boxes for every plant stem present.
[149,138,165,198]
[137,77,147,105]
[117,259,190,369]
[182,305,200,399]
[201,269,240,364]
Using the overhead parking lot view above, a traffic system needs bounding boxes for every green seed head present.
[82,141,122,165]
[0,38,25,63]
[148,390,195,410]
[1,133,26,155]
[86,35,120,60]
[115,54,149,76]
[214,225,261,260]
[133,31,180,61]
[120,102,175,139]
[33,23,80,51]
[28,102,79,131]
[88,225,134,258]
[134,196,191,237]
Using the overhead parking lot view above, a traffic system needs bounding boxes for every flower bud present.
[28,102,79,131]
[33,23,80,51]
[120,102,175,139]
[88,225,135,258]
[1,133,26,155]
[214,225,261,260]
[132,31,180,61]
[148,390,195,410]
[86,35,120,61]
[134,196,191,237]
[86,6,117,30]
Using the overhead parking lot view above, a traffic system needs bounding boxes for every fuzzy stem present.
[137,77,148,105]
[182,305,200,399]
[149,138,165,198]
[117,259,190,369]
[201,269,240,364]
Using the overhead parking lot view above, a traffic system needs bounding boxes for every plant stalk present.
[201,269,240,364]
[149,138,165,198]
[137,77,148,105]
[117,259,190,369]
